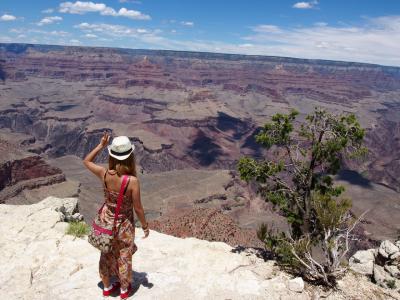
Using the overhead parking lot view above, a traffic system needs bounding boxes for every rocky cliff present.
[0,137,65,203]
[0,197,398,300]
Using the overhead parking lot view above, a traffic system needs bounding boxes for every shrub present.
[386,279,396,289]
[66,221,90,238]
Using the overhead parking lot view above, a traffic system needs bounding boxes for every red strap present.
[92,220,113,236]
[112,175,129,236]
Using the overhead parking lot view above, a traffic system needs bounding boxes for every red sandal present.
[103,282,121,297]
[120,283,132,299]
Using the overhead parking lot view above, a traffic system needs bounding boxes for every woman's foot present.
[120,283,132,299]
[103,281,121,296]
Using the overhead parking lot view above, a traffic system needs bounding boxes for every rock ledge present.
[0,197,397,300]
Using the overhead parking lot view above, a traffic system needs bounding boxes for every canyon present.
[0,42,399,244]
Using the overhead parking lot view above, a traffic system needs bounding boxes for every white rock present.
[0,197,308,300]
[374,265,389,288]
[288,277,304,293]
[373,265,400,290]
[390,251,400,261]
[349,249,375,275]
[0,197,396,300]
[384,265,400,278]
[378,240,399,259]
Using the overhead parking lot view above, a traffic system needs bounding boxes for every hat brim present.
[107,144,135,161]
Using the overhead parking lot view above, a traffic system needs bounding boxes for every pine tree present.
[238,107,367,286]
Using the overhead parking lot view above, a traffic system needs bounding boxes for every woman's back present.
[103,169,134,215]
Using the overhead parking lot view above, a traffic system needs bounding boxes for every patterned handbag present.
[88,175,128,253]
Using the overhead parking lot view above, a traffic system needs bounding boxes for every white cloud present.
[0,35,12,42]
[59,1,150,20]
[69,39,81,44]
[117,7,149,20]
[314,22,328,27]
[72,17,400,66]
[1,14,17,21]
[293,2,312,9]
[253,25,282,33]
[7,12,400,67]
[240,16,400,66]
[60,1,108,14]
[119,0,142,3]
[85,33,98,38]
[9,28,24,33]
[293,1,318,9]
[75,22,154,37]
[181,21,194,27]
[49,30,70,37]
[42,8,55,14]
[37,16,63,26]
[239,43,254,48]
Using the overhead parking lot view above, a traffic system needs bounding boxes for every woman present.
[83,132,149,299]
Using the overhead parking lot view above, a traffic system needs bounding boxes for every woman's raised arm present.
[83,131,110,180]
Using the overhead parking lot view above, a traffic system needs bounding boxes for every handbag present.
[88,175,128,253]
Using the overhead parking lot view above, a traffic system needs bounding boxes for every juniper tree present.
[238,107,367,286]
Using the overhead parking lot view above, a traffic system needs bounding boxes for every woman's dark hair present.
[108,152,137,176]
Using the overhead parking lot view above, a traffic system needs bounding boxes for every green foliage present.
[238,107,366,231]
[386,279,396,289]
[238,157,284,183]
[257,223,299,267]
[312,192,352,231]
[66,221,90,238]
[238,106,367,286]
[255,110,299,148]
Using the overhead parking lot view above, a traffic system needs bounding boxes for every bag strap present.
[112,175,129,236]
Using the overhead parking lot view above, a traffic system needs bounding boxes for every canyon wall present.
[0,43,399,242]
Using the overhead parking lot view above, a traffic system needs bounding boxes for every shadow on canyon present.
[337,169,373,189]
[187,130,223,166]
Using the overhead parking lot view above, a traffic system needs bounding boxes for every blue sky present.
[1,1,400,66]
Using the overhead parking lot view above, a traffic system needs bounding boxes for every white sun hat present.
[107,136,135,160]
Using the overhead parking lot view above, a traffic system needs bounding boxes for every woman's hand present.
[99,131,110,148]
[142,223,150,239]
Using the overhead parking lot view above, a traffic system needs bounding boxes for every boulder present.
[51,197,83,222]
[288,277,304,293]
[349,249,375,275]
[390,251,400,262]
[378,240,399,259]
[373,265,400,289]
[384,265,400,279]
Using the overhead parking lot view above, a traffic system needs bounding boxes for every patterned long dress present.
[98,172,137,290]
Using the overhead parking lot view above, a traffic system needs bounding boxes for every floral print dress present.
[98,171,137,290]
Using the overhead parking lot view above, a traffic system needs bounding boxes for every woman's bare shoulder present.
[128,175,139,187]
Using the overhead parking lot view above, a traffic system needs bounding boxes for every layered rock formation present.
[0,43,400,188]
[1,197,398,300]
[0,137,65,202]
